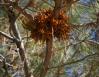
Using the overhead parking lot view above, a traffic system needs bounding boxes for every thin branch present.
[0,31,16,41]
[87,40,99,45]
[49,53,98,69]
[0,54,13,77]
[0,54,13,67]
[0,3,10,5]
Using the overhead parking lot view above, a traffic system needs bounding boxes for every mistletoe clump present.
[20,9,71,41]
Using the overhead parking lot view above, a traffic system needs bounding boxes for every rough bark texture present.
[7,9,31,77]
[1,0,31,77]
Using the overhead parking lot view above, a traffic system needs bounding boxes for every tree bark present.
[1,0,31,76]
[40,36,53,77]
[40,0,75,77]
[7,9,31,77]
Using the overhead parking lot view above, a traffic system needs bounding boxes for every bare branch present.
[0,31,15,41]
[0,54,13,67]
[49,53,98,69]
[0,54,12,76]
[87,40,99,45]
[0,3,10,5]
[1,0,31,77]
[7,9,31,77]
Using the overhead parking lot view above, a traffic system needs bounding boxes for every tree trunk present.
[40,0,74,77]
[40,36,53,77]
[7,9,31,77]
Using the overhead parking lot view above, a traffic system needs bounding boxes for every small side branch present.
[49,53,98,69]
[0,31,15,41]
[0,54,12,77]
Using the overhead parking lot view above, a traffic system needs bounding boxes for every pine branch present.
[49,53,98,69]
